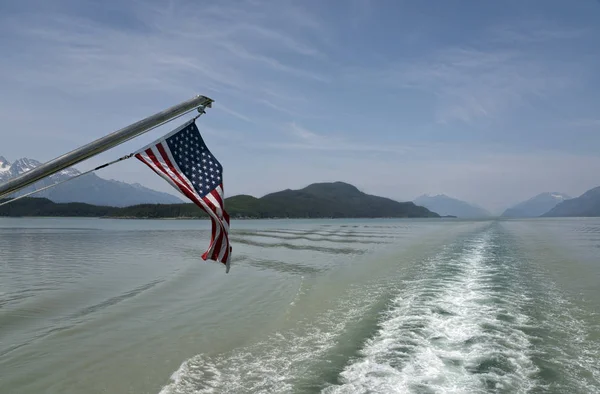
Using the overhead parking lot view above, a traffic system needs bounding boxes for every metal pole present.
[0,95,213,199]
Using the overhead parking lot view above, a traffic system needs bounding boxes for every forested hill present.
[0,182,440,219]
[228,182,439,218]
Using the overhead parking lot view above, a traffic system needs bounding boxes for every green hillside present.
[0,182,440,219]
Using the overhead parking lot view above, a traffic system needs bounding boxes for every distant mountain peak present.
[531,191,570,199]
[257,181,439,218]
[413,193,491,218]
[0,156,10,173]
[581,186,600,198]
[0,155,183,206]
[549,192,569,199]
[302,181,361,193]
[1,156,80,180]
[13,157,41,165]
[418,193,449,199]
[11,158,42,174]
[502,191,571,218]
[542,186,600,217]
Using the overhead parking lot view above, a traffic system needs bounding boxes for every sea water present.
[0,217,599,393]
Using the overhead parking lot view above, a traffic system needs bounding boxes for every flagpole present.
[0,95,213,200]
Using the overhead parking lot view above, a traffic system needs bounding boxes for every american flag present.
[134,119,231,273]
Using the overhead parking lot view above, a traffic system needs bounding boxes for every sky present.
[1,0,599,213]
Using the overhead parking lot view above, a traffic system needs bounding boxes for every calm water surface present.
[0,217,599,393]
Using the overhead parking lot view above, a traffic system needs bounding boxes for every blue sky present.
[1,0,599,213]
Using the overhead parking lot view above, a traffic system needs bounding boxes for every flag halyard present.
[134,119,232,273]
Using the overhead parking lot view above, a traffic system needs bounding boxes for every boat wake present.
[158,224,600,394]
[325,230,539,393]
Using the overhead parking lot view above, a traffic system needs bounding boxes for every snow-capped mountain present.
[0,156,183,207]
[0,157,81,183]
[542,187,600,217]
[501,192,571,217]
[413,194,492,218]
[0,156,11,176]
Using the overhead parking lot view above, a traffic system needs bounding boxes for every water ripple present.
[229,237,365,255]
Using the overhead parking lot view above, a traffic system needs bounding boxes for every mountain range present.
[542,186,600,217]
[501,192,571,218]
[0,182,440,219]
[226,182,439,218]
[413,194,491,218]
[0,156,183,207]
[2,155,600,218]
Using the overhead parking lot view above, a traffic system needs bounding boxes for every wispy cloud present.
[288,122,329,144]
[567,118,600,129]
[488,20,588,44]
[268,122,410,153]
[257,99,300,117]
[227,23,326,58]
[0,0,331,106]
[219,41,329,83]
[346,23,585,124]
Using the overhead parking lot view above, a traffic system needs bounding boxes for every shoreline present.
[0,215,453,220]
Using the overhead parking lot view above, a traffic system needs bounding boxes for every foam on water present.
[325,231,538,393]
[158,286,380,394]
[155,222,599,394]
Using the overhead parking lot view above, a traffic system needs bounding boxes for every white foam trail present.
[158,283,387,394]
[325,233,538,393]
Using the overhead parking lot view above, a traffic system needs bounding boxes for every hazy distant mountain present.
[1,182,441,218]
[502,192,571,218]
[0,156,183,207]
[413,194,491,218]
[542,186,600,217]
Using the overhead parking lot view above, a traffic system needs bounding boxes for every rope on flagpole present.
[0,104,210,207]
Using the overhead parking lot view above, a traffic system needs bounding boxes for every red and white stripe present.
[135,142,231,273]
